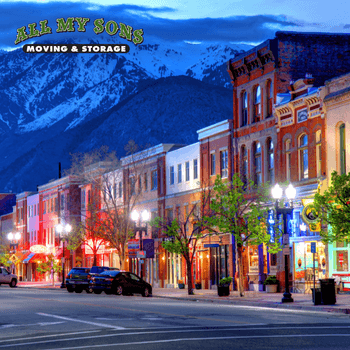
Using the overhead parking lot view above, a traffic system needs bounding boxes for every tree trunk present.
[237,244,244,297]
[186,259,194,295]
[93,251,97,266]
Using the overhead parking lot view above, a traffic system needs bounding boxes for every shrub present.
[219,277,233,286]
[263,275,278,285]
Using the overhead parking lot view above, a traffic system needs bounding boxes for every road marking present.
[40,334,350,350]
[37,313,125,330]
[0,321,65,329]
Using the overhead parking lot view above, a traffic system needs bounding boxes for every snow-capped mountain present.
[0,36,250,192]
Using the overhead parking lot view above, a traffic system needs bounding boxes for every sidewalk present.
[16,281,350,315]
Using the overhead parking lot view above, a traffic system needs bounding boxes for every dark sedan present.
[89,271,152,297]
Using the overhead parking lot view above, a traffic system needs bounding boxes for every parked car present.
[66,266,120,293]
[89,271,152,297]
[0,266,17,287]
[66,267,91,293]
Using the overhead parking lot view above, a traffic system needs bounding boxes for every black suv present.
[66,266,119,293]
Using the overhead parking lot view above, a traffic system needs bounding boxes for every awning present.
[23,252,35,263]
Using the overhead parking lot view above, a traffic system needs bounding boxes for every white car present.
[0,267,17,287]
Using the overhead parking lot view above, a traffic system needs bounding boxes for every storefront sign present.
[301,202,320,232]
[143,239,154,259]
[128,239,139,258]
[29,245,48,254]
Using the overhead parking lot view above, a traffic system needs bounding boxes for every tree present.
[153,185,215,295]
[206,174,281,297]
[313,170,350,243]
[36,254,62,286]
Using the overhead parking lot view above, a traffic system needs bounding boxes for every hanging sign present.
[30,245,48,254]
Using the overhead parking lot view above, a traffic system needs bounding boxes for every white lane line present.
[0,321,65,329]
[40,334,350,350]
[37,313,125,330]
[1,325,350,348]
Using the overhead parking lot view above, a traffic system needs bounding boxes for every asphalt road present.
[1,287,350,349]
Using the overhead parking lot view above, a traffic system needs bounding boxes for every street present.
[1,288,350,349]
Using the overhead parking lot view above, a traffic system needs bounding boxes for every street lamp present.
[56,223,72,288]
[131,209,150,279]
[272,183,296,303]
[7,232,21,273]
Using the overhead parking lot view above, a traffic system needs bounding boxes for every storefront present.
[329,241,350,289]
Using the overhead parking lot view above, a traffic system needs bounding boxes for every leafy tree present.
[0,245,11,268]
[36,254,62,286]
[313,170,350,242]
[206,174,281,297]
[153,185,215,295]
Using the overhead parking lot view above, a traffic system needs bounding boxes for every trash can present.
[311,288,322,305]
[319,278,336,305]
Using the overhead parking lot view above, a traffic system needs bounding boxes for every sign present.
[283,234,289,245]
[283,247,290,255]
[311,242,316,253]
[30,245,48,254]
[143,239,154,259]
[203,244,220,248]
[137,251,146,259]
[128,239,140,258]
[297,108,308,123]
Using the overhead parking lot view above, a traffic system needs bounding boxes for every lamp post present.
[7,232,21,274]
[56,223,72,288]
[271,183,296,303]
[131,209,150,279]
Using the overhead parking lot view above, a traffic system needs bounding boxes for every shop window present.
[249,246,259,270]
[270,253,277,266]
[253,142,262,186]
[335,250,348,272]
[340,124,346,175]
[253,85,261,123]
[316,130,322,177]
[299,134,308,180]
[241,91,248,127]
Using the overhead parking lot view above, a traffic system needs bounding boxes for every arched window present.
[340,124,346,175]
[299,134,308,180]
[315,130,322,177]
[241,145,248,187]
[241,91,248,126]
[254,86,261,122]
[266,80,273,117]
[285,139,291,182]
[267,139,274,184]
[254,142,262,186]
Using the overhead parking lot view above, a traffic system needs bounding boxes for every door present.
[129,273,144,294]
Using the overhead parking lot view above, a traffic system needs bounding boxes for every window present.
[144,173,148,191]
[254,85,261,122]
[166,208,173,225]
[119,182,122,198]
[340,124,346,175]
[299,134,308,180]
[61,194,65,210]
[316,130,322,177]
[193,159,198,179]
[241,145,248,187]
[254,142,262,186]
[178,164,182,183]
[185,162,190,181]
[43,201,46,214]
[211,153,216,176]
[151,170,158,190]
[130,177,136,195]
[34,204,36,216]
[138,176,142,193]
[336,250,348,272]
[267,139,274,184]
[286,140,291,182]
[81,190,86,207]
[241,91,248,126]
[220,150,228,178]
[170,166,175,185]
[266,80,273,117]
[113,183,117,198]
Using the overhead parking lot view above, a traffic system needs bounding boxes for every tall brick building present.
[226,31,350,291]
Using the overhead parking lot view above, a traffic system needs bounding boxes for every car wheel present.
[67,286,74,293]
[86,288,93,294]
[115,285,123,295]
[9,279,17,288]
[75,287,83,293]
[142,287,151,297]
[93,290,102,294]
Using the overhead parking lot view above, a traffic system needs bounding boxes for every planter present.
[178,283,185,289]
[265,284,278,293]
[195,283,202,290]
[218,285,230,297]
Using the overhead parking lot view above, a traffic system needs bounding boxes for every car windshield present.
[100,270,120,277]
[69,268,90,274]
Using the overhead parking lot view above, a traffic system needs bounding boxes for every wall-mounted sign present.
[301,202,320,232]
[297,108,308,123]
[29,245,48,254]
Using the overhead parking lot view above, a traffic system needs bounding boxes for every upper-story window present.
[220,150,228,178]
[178,164,182,183]
[144,173,148,191]
[299,134,308,180]
[241,145,248,187]
[241,91,248,127]
[254,142,262,186]
[316,130,322,177]
[151,170,158,190]
[285,139,291,182]
[253,86,261,123]
[118,182,122,198]
[211,153,216,176]
[340,124,346,175]
[170,166,175,185]
[267,139,274,184]
[185,161,190,181]
[193,159,198,179]
[266,80,273,117]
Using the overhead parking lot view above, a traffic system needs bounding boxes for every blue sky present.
[1,0,350,50]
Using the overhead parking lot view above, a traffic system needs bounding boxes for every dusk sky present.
[1,0,350,50]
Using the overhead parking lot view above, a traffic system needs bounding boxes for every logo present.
[301,203,320,232]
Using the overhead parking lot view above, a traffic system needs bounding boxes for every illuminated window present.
[299,134,308,180]
[253,86,261,122]
[241,91,248,126]
[267,138,274,184]
[254,142,262,186]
